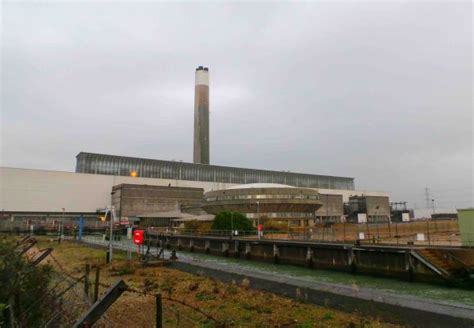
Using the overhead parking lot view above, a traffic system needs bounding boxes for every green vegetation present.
[30,237,395,327]
[0,237,53,327]
[183,220,212,233]
[211,211,254,231]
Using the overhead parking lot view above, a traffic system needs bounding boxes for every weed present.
[225,284,238,296]
[322,311,334,320]
[241,302,256,311]
[195,292,216,301]
[256,306,272,314]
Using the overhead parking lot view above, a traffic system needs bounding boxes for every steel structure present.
[76,152,355,190]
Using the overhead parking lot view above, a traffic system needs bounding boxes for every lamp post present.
[256,201,260,240]
[431,199,436,214]
[230,211,234,239]
[326,194,329,222]
[108,206,115,263]
[61,208,65,242]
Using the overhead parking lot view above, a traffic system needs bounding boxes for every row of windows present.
[246,212,315,218]
[76,153,354,190]
[205,194,321,201]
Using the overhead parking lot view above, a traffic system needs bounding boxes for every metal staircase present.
[413,248,472,284]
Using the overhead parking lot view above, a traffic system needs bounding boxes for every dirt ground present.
[36,237,400,328]
[256,220,460,246]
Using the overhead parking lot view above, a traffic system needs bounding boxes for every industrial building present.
[315,194,344,223]
[111,184,204,219]
[202,183,323,223]
[0,166,389,228]
[0,66,391,228]
[457,208,474,246]
[390,202,412,222]
[75,152,355,190]
[345,195,391,223]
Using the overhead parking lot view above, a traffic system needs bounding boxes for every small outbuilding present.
[457,208,474,247]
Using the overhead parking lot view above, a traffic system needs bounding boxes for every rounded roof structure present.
[227,183,296,189]
[202,184,323,216]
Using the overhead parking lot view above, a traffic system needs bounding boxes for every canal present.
[80,234,474,308]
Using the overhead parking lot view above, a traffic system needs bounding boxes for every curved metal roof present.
[227,183,296,189]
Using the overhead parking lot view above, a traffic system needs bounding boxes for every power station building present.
[202,183,323,221]
[0,66,391,228]
[75,152,355,190]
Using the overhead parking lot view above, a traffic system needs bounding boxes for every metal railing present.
[2,219,473,247]
[153,220,473,247]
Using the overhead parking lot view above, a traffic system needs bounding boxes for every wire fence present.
[44,251,222,327]
[16,266,91,327]
[2,218,469,248]
[159,219,467,247]
[1,233,223,327]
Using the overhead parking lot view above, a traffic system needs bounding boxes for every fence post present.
[395,223,399,245]
[156,294,162,328]
[94,267,100,303]
[342,222,346,243]
[426,221,431,246]
[375,222,381,243]
[85,263,90,301]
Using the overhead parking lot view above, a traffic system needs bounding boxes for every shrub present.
[184,220,212,233]
[0,238,53,327]
[211,211,254,231]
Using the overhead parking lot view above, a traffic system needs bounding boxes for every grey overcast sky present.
[1,1,472,211]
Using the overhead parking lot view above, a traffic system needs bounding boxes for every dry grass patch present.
[36,237,400,327]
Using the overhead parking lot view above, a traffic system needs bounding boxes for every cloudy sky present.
[1,1,472,210]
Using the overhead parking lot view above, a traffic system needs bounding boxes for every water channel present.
[80,234,474,309]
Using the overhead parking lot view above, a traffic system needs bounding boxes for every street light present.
[230,211,234,239]
[60,208,65,242]
[431,199,436,214]
[256,201,260,240]
[108,206,116,263]
[326,194,329,222]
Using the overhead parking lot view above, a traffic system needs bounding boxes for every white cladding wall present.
[0,167,389,213]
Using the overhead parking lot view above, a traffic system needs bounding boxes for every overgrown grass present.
[29,236,400,328]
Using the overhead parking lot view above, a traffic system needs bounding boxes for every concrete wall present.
[0,167,231,213]
[365,196,390,217]
[315,194,344,218]
[160,235,445,284]
[0,167,389,213]
[170,262,474,328]
[346,196,391,222]
[112,184,203,217]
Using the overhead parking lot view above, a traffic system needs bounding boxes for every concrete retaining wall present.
[171,260,474,328]
[160,235,445,283]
